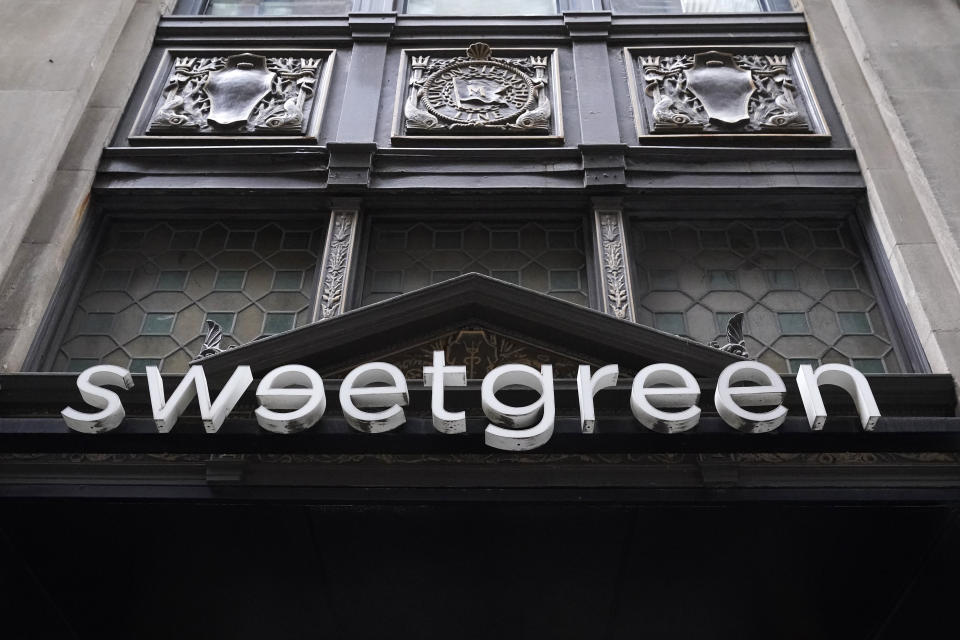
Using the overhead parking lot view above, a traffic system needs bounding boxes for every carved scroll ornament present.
[639,50,810,134]
[403,42,553,135]
[149,52,322,135]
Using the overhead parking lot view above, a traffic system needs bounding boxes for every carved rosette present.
[636,50,812,134]
[148,52,323,135]
[401,42,554,135]
[316,210,358,320]
[595,211,635,322]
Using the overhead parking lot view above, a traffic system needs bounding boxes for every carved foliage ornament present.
[404,42,553,135]
[639,50,811,133]
[597,213,633,322]
[318,212,356,320]
[149,52,323,135]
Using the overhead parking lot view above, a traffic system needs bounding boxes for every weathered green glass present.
[54,220,326,372]
[406,0,556,15]
[362,221,588,306]
[205,0,352,16]
[632,219,900,373]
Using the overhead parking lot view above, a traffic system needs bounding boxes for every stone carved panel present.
[625,47,827,139]
[327,326,605,380]
[135,49,334,142]
[393,43,562,141]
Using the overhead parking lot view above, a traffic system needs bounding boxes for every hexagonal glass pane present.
[157,270,188,290]
[826,269,857,289]
[709,270,737,290]
[273,270,303,291]
[263,312,296,335]
[852,358,886,374]
[838,311,871,334]
[130,358,162,373]
[788,358,820,373]
[766,270,797,290]
[82,313,114,334]
[777,313,810,335]
[650,269,678,291]
[214,271,245,290]
[655,312,686,335]
[142,313,176,335]
[206,312,237,334]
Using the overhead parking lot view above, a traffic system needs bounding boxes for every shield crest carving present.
[205,53,275,128]
[684,51,754,126]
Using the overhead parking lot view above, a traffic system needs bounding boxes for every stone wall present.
[0,0,173,370]
[805,0,960,381]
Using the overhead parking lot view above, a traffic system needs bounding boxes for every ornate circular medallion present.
[420,59,536,126]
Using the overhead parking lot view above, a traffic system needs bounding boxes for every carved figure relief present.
[148,52,323,135]
[636,50,812,134]
[401,42,555,135]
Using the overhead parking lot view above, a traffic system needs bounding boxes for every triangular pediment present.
[198,274,740,378]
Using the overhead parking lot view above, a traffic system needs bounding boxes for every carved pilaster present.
[314,202,360,321]
[592,201,636,322]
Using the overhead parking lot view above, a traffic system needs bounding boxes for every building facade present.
[1,0,959,636]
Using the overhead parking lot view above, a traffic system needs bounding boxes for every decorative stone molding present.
[131,49,335,144]
[625,46,829,142]
[314,204,360,321]
[592,202,636,322]
[392,43,563,143]
[327,325,603,380]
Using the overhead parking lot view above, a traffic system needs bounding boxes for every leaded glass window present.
[361,220,588,306]
[204,0,353,15]
[53,220,326,372]
[610,0,792,12]
[405,0,557,15]
[631,219,901,374]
